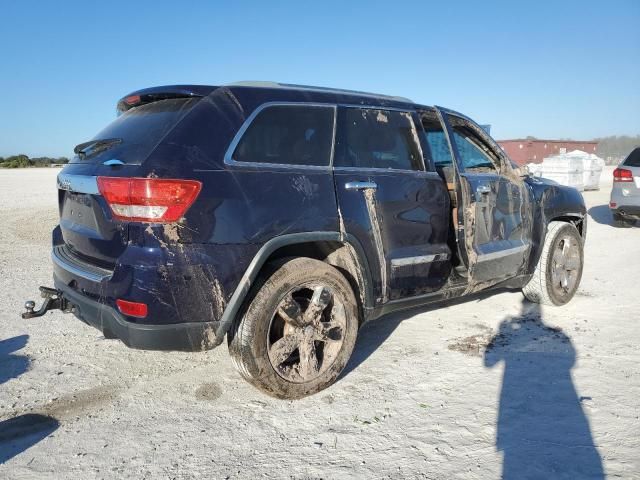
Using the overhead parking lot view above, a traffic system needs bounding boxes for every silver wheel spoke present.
[552,249,564,266]
[565,255,580,270]
[561,238,572,259]
[277,293,304,327]
[304,286,332,325]
[298,339,319,378]
[269,334,300,366]
[314,321,343,342]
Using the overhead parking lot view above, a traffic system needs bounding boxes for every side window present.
[336,108,423,171]
[421,110,453,168]
[232,105,334,166]
[447,115,501,172]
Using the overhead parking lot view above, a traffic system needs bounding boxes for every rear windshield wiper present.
[74,138,122,159]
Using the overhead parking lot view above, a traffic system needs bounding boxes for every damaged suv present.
[24,82,587,398]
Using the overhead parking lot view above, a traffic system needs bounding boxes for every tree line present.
[0,155,70,168]
[594,135,640,162]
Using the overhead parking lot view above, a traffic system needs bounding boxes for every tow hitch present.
[22,287,72,319]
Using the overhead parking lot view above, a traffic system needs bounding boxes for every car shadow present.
[484,300,603,479]
[342,288,517,378]
[0,335,60,464]
[588,204,636,227]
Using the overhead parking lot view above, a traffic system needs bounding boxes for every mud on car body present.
[24,82,587,398]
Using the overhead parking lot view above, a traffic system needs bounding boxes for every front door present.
[436,108,532,286]
[333,106,451,304]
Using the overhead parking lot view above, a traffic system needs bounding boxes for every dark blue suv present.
[25,82,587,398]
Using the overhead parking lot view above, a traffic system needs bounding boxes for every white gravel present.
[0,167,638,479]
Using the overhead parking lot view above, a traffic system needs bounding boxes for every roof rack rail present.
[226,81,413,103]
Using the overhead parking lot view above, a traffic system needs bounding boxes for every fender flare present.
[213,231,373,346]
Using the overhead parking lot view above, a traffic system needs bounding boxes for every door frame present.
[434,106,531,287]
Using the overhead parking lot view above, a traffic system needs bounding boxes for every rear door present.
[333,106,451,304]
[58,97,198,267]
[436,108,532,286]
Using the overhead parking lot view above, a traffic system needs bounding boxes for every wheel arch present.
[527,212,586,277]
[214,232,373,346]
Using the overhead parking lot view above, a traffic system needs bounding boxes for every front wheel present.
[522,221,584,306]
[228,257,359,399]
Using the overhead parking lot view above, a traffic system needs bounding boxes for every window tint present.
[232,105,334,166]
[336,108,423,171]
[624,147,640,167]
[421,111,453,168]
[447,115,501,172]
[451,131,497,170]
[71,98,199,164]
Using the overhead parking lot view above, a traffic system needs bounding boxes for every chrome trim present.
[345,181,377,191]
[52,247,112,282]
[338,103,417,113]
[334,166,440,177]
[57,173,99,194]
[223,102,337,170]
[476,243,529,262]
[391,253,450,268]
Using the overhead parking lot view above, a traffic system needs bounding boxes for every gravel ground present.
[0,167,638,479]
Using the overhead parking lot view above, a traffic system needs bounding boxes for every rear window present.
[71,98,198,164]
[623,147,640,167]
[231,105,335,166]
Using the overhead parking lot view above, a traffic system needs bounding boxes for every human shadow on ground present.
[0,414,60,464]
[0,335,59,464]
[484,300,604,479]
[589,204,636,227]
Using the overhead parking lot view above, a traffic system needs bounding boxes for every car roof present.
[222,81,429,110]
[119,82,434,113]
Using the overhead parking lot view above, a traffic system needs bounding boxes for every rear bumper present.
[54,275,220,351]
[610,205,640,219]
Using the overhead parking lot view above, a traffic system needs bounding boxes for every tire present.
[228,257,359,399]
[522,221,584,306]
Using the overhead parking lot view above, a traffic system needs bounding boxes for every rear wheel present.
[522,221,584,306]
[228,257,359,399]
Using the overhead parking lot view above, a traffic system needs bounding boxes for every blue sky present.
[1,0,638,158]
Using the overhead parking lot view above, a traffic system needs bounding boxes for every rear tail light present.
[613,168,633,182]
[116,299,148,318]
[97,177,202,222]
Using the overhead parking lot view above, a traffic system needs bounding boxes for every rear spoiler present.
[116,85,218,114]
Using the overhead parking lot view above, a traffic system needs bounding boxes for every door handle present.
[345,181,377,191]
[476,184,491,194]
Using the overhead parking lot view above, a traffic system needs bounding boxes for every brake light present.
[116,299,148,318]
[124,95,141,106]
[97,177,202,222]
[613,168,633,182]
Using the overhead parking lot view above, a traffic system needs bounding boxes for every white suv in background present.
[610,147,640,227]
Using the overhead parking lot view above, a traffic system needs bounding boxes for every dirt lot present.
[0,167,638,479]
